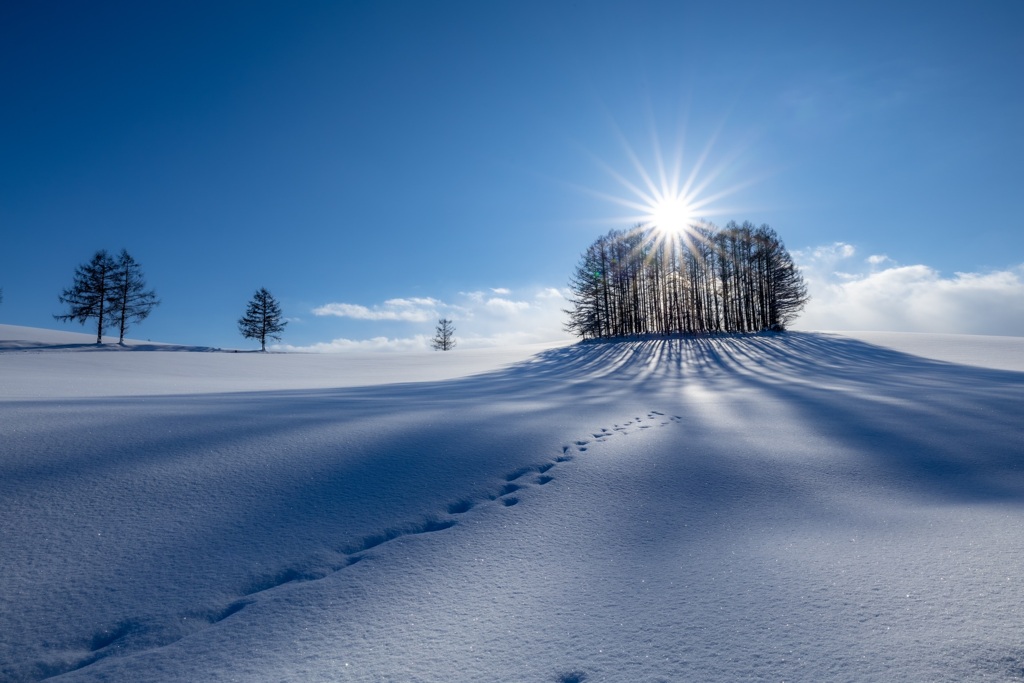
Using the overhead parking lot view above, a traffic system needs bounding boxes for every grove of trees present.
[238,288,287,351]
[54,249,159,344]
[564,221,808,339]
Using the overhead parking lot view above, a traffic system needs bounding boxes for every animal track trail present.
[573,409,682,442]
[57,409,681,680]
[231,407,680,608]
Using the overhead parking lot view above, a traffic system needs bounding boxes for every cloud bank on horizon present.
[794,244,1024,337]
[279,287,571,352]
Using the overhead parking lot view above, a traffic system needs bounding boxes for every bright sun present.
[648,194,694,237]
[578,115,757,244]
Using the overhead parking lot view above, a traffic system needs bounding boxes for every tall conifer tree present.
[238,288,287,351]
[54,250,119,344]
[110,249,159,344]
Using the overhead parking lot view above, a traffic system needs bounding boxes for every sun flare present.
[647,193,695,237]
[575,115,761,244]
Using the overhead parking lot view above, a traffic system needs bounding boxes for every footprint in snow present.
[494,483,521,498]
[505,466,534,482]
[447,499,474,515]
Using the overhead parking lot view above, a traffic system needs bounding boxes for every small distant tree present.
[54,250,119,344]
[110,249,159,344]
[238,287,287,351]
[431,317,456,351]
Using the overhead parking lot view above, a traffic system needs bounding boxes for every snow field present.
[1,326,1023,681]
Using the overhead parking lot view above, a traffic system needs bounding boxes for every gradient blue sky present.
[3,1,1023,349]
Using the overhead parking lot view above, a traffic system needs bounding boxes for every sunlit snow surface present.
[2,324,1023,682]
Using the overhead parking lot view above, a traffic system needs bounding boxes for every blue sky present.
[3,1,1023,349]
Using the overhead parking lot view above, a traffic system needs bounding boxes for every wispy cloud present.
[794,243,1024,336]
[486,297,530,314]
[293,287,573,352]
[277,335,431,353]
[312,298,442,322]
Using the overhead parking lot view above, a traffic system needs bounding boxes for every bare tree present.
[54,250,119,344]
[238,288,287,351]
[110,249,159,344]
[431,318,456,351]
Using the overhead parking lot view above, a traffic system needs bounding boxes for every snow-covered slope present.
[0,324,568,398]
[2,327,1023,682]
[824,329,1024,372]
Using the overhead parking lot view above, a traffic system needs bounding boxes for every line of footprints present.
[77,410,683,673]
[232,411,682,611]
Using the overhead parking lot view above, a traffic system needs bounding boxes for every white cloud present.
[297,287,573,352]
[485,297,530,314]
[537,287,566,299]
[807,242,856,261]
[793,245,1024,336]
[312,299,440,322]
[276,335,431,353]
[384,297,440,307]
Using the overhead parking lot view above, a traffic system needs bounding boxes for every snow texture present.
[2,324,1024,682]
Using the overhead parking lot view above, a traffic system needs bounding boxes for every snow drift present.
[1,325,1023,682]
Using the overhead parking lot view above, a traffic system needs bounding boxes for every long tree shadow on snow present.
[6,332,1022,505]
[570,333,1023,503]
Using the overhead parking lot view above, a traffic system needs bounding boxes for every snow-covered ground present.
[2,324,1023,682]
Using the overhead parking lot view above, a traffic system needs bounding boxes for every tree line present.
[53,249,290,350]
[564,221,808,339]
[52,250,458,351]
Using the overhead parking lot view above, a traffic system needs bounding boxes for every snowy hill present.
[1,326,1023,682]
[0,324,217,353]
